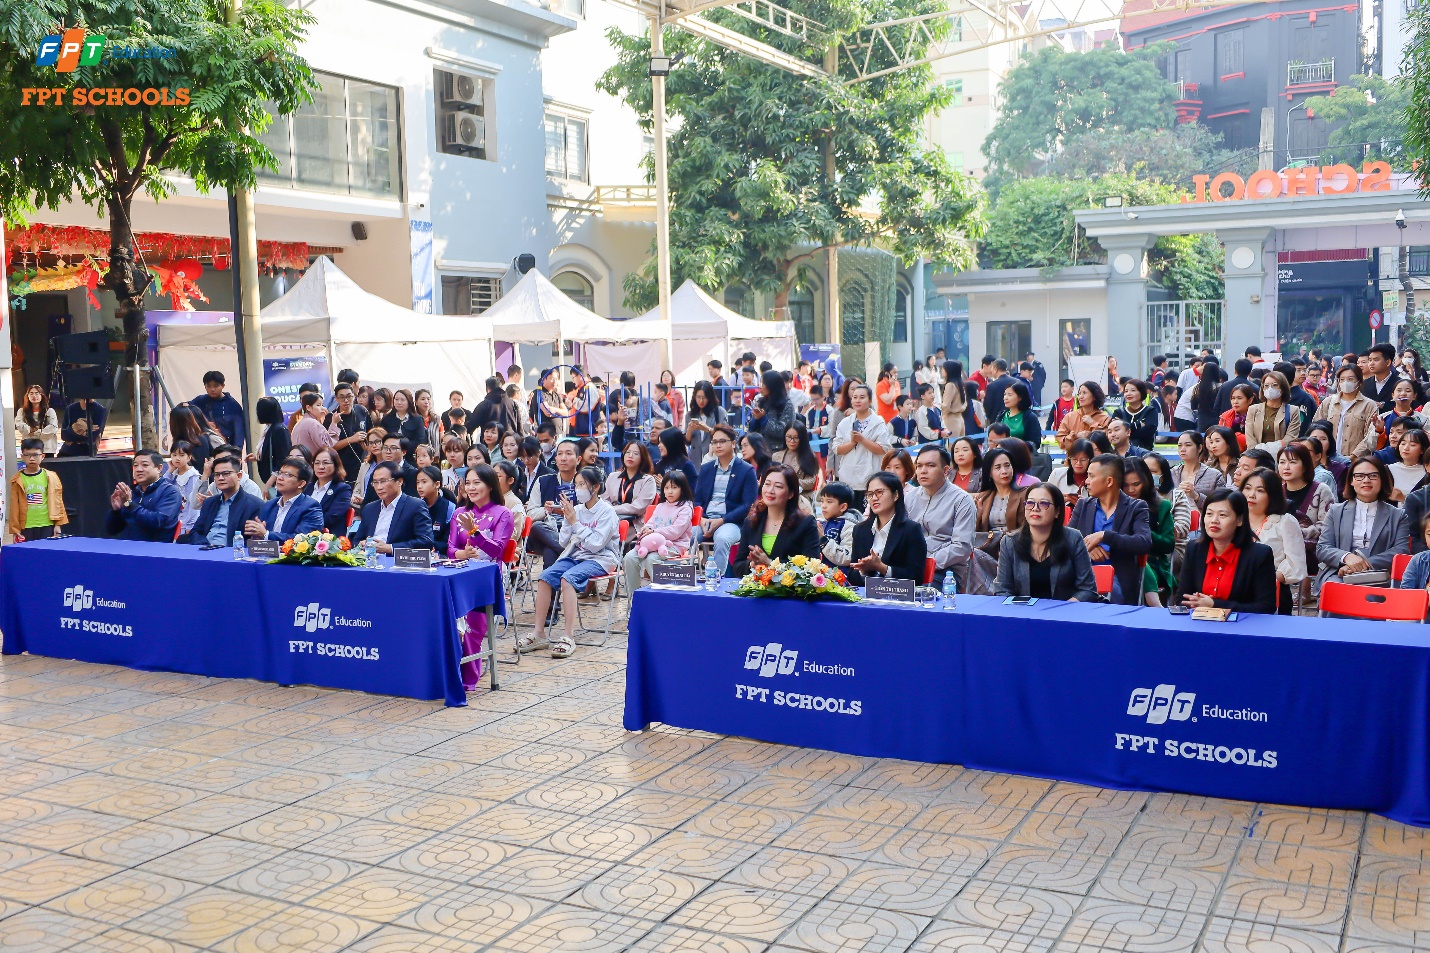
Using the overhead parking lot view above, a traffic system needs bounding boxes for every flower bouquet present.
[730,554,860,603]
[269,531,362,567]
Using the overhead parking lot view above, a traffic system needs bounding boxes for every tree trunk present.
[104,193,159,450]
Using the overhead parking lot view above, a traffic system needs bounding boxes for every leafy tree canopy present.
[1408,7,1430,191]
[1045,124,1238,190]
[982,43,1177,191]
[598,0,984,312]
[1303,73,1410,170]
[981,173,1222,300]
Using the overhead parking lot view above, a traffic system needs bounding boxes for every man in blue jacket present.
[181,456,263,545]
[1069,454,1151,605]
[348,462,434,551]
[246,460,324,544]
[191,371,247,449]
[106,450,182,542]
[694,424,757,571]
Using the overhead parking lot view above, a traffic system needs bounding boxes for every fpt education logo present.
[36,28,106,71]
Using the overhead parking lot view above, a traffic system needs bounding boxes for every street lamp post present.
[650,20,675,374]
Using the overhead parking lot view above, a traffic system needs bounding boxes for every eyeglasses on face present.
[1351,472,1380,482]
[1023,499,1055,511]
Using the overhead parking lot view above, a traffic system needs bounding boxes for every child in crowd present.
[891,396,918,448]
[414,443,438,471]
[169,441,203,534]
[8,438,67,542]
[635,472,695,559]
[914,383,946,443]
[1375,418,1412,465]
[442,436,467,492]
[805,385,829,460]
[1400,516,1430,591]
[818,481,855,568]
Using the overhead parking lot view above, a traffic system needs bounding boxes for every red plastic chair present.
[1392,552,1412,587]
[1319,581,1428,622]
[1189,509,1201,533]
[922,557,935,585]
[1093,564,1114,597]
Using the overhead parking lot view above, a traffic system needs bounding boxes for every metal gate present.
[1145,300,1224,371]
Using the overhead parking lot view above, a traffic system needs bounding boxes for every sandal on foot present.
[550,638,574,659]
[517,634,549,654]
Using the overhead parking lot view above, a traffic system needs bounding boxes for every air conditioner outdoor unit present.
[443,112,485,151]
[442,70,483,108]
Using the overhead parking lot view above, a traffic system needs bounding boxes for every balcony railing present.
[1287,59,1333,86]
[1173,80,1200,100]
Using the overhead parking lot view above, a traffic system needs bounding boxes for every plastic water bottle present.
[233,532,245,561]
[364,538,378,569]
[942,572,957,610]
[704,555,721,591]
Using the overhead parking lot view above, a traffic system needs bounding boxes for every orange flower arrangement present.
[731,555,860,603]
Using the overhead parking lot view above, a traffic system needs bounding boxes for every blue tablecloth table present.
[0,537,504,706]
[625,586,1430,827]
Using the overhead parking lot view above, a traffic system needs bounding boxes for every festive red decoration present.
[4,223,309,272]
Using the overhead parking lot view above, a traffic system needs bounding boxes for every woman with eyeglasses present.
[349,426,388,514]
[848,471,927,585]
[994,482,1097,601]
[1315,454,1409,589]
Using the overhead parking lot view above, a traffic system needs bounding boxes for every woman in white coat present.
[1239,467,1305,615]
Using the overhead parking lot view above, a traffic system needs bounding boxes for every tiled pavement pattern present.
[0,642,1427,951]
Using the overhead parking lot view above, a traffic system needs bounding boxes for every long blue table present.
[626,586,1430,827]
[0,537,505,706]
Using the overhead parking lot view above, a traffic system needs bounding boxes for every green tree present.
[598,0,983,315]
[1408,7,1430,190]
[1045,124,1235,190]
[981,173,1223,299]
[0,0,315,445]
[1303,74,1410,169]
[983,43,1177,191]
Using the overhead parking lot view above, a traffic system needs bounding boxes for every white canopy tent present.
[485,270,671,383]
[631,280,799,385]
[156,257,494,407]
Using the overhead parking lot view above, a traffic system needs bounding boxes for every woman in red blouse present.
[1177,487,1277,614]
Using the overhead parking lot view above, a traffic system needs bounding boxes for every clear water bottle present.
[364,538,378,569]
[942,572,957,610]
[704,554,721,591]
[233,532,245,561]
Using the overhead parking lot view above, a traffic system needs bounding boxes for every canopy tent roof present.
[632,280,797,340]
[484,269,668,344]
[154,256,491,348]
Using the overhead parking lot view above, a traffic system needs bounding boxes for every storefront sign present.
[1187,162,1392,202]
[1277,260,1373,289]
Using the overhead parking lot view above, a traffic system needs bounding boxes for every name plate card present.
[247,539,281,559]
[650,563,698,588]
[864,577,916,603]
[393,548,434,571]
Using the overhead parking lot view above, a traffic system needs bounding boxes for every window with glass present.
[544,113,588,183]
[441,276,503,315]
[724,286,753,318]
[841,281,868,347]
[1216,29,1244,77]
[550,0,583,15]
[258,71,400,199]
[788,286,815,345]
[553,271,594,310]
[893,287,909,343]
[986,321,1031,366]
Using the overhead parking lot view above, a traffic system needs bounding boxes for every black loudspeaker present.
[515,253,536,274]
[55,330,111,365]
[351,222,368,241]
[62,365,116,400]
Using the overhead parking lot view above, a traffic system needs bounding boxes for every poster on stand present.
[263,356,329,414]
[801,344,843,389]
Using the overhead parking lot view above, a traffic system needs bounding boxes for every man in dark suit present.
[694,424,757,570]
[182,457,262,545]
[380,433,418,496]
[1361,342,1403,411]
[1069,454,1151,605]
[349,461,434,552]
[246,460,324,544]
[106,450,182,542]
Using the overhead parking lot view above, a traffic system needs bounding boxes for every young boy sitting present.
[914,383,946,443]
[891,395,918,448]
[818,481,855,568]
[8,438,67,542]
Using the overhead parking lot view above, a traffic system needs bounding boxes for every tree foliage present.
[0,0,315,443]
[597,0,983,313]
[982,43,1177,191]
[981,173,1222,299]
[1303,73,1410,170]
[1045,124,1238,190]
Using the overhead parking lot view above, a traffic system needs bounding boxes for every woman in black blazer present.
[849,471,928,586]
[255,397,291,486]
[1177,487,1278,614]
[730,464,822,577]
[308,447,354,534]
